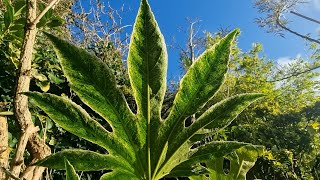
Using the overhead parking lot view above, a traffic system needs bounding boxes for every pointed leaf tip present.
[64,159,80,180]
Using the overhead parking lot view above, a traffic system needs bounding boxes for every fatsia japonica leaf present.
[65,159,80,180]
[167,141,251,177]
[27,0,264,179]
[189,145,264,180]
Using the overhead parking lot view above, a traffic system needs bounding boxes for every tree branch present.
[9,126,39,180]
[30,0,61,29]
[290,11,320,25]
[268,65,320,82]
[276,18,320,44]
[13,0,57,179]
[0,116,9,179]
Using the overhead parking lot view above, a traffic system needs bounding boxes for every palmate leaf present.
[28,0,264,179]
[189,145,264,180]
[167,142,255,178]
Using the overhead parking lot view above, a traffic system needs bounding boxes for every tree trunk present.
[0,115,9,179]
[13,0,51,179]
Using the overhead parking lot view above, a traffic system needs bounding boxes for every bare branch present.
[254,0,320,44]
[276,18,320,44]
[290,11,320,25]
[268,64,320,82]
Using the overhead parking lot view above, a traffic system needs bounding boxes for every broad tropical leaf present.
[28,0,264,179]
[189,145,264,180]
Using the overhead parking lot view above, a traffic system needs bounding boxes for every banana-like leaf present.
[65,159,80,180]
[189,145,264,180]
[29,0,264,179]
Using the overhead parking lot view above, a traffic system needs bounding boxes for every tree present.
[178,22,320,179]
[208,36,320,179]
[254,0,320,44]
[254,0,320,81]
[0,0,72,179]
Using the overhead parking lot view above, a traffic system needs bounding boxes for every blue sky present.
[105,0,320,80]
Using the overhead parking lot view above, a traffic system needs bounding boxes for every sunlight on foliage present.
[26,0,264,179]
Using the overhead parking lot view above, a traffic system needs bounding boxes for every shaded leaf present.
[189,145,264,180]
[36,149,131,172]
[4,3,14,29]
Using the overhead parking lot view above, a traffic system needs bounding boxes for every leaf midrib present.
[143,6,152,179]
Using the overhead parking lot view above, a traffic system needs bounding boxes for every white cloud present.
[276,54,301,67]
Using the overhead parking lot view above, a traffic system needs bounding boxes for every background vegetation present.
[0,0,319,179]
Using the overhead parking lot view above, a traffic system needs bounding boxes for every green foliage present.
[27,0,263,179]
[189,145,263,180]
[65,159,80,180]
[201,32,320,179]
[0,0,26,67]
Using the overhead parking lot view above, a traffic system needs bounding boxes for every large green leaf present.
[189,145,264,180]
[43,32,146,175]
[155,30,240,162]
[165,29,240,131]
[128,0,167,121]
[29,0,264,179]
[127,0,167,177]
[65,159,80,180]
[167,141,250,178]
